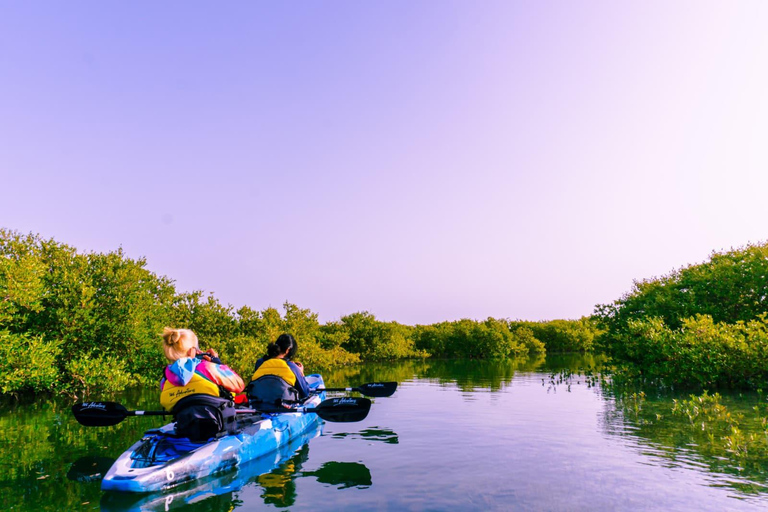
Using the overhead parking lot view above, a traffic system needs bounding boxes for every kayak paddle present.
[305,397,371,422]
[318,381,397,398]
[72,396,372,427]
[72,402,169,427]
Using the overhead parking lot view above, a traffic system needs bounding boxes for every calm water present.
[3,356,768,511]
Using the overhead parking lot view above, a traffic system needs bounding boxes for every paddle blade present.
[357,382,397,398]
[308,397,371,423]
[72,402,128,427]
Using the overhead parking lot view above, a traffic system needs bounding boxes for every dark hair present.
[266,333,297,360]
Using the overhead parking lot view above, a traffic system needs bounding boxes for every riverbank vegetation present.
[594,242,768,390]
[0,229,597,398]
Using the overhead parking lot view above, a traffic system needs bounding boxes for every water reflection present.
[320,355,552,396]
[331,427,399,444]
[601,391,768,497]
[67,456,115,483]
[256,443,309,508]
[419,356,547,392]
[9,356,768,510]
[302,461,372,489]
[256,447,374,506]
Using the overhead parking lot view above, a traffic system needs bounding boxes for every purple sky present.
[2,2,768,325]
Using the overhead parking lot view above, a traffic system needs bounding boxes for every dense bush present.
[595,243,768,333]
[340,311,426,360]
[594,242,768,389]
[511,318,599,353]
[605,314,768,388]
[0,229,175,396]
[0,331,61,395]
[413,318,544,359]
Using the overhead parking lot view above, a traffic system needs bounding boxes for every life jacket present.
[160,372,223,412]
[160,360,237,441]
[246,358,299,411]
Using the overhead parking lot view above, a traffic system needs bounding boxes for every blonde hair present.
[162,327,199,362]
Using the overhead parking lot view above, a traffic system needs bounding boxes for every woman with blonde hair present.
[159,327,245,441]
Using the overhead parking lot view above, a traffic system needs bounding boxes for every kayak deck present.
[101,375,325,493]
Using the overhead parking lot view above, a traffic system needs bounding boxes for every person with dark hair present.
[246,334,311,411]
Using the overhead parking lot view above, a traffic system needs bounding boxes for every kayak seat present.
[245,375,300,413]
[171,394,238,442]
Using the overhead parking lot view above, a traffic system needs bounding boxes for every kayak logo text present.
[169,388,196,399]
[80,402,107,410]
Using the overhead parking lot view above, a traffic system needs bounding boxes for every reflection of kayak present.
[100,422,324,511]
[101,375,326,493]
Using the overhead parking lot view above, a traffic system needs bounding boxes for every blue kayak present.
[101,422,324,511]
[101,375,326,493]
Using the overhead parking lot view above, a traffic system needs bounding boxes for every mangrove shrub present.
[594,242,768,389]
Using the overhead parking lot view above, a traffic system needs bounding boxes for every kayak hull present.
[100,424,323,511]
[101,374,325,493]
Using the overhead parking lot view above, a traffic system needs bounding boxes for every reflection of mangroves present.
[0,398,157,512]
[322,359,431,390]
[323,356,551,395]
[332,427,399,445]
[604,390,768,496]
[302,461,372,489]
[418,356,546,392]
[66,455,114,482]
[257,444,310,508]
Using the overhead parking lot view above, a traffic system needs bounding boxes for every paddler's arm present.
[196,348,222,365]
[287,361,310,398]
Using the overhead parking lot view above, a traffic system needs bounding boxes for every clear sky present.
[2,2,767,325]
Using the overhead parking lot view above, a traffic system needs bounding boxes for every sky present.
[2,2,768,325]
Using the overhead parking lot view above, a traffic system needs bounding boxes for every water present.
[3,356,768,511]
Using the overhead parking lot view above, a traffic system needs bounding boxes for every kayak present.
[100,422,324,511]
[101,374,327,493]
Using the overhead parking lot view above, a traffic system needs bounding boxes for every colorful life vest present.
[160,372,221,412]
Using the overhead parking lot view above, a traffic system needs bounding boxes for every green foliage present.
[596,242,768,333]
[172,292,238,350]
[0,230,46,324]
[512,326,546,355]
[317,321,351,350]
[0,230,177,396]
[605,314,768,388]
[65,354,136,398]
[595,242,768,390]
[0,330,61,395]
[413,318,543,359]
[512,318,599,353]
[341,311,426,360]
